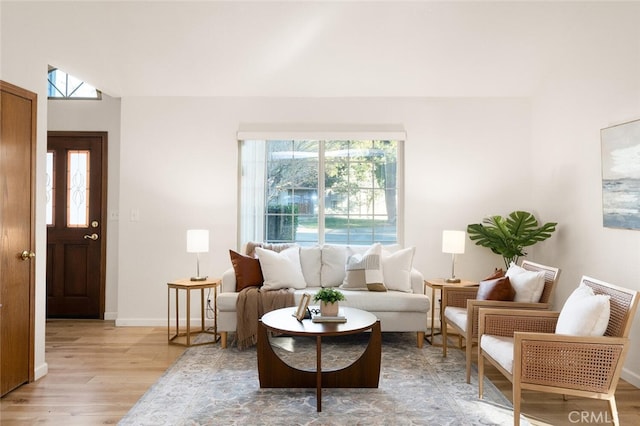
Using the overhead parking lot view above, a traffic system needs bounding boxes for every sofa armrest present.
[410,268,424,294]
[221,268,237,293]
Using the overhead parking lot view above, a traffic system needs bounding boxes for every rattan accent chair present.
[441,260,560,383]
[477,276,639,426]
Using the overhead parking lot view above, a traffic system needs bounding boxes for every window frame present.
[237,130,405,248]
[47,67,102,100]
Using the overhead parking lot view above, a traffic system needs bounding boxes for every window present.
[48,67,101,100]
[240,139,402,246]
[46,150,91,227]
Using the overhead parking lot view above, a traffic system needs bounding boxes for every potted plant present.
[313,288,346,316]
[467,210,557,269]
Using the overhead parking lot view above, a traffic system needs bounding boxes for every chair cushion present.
[444,306,467,332]
[480,334,515,374]
[229,250,263,291]
[556,283,610,336]
[476,277,515,301]
[255,247,306,290]
[508,269,546,303]
[506,262,527,277]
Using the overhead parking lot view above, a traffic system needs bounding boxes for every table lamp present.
[187,229,209,281]
[442,230,465,283]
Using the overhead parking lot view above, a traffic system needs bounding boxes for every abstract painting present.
[601,119,640,230]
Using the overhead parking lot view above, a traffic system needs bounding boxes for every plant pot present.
[320,301,339,316]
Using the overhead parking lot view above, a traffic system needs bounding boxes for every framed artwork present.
[601,119,640,230]
[294,293,311,322]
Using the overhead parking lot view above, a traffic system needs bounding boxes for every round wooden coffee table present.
[258,306,381,412]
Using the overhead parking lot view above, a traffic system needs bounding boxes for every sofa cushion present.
[300,246,321,287]
[366,283,388,292]
[229,250,263,291]
[341,243,383,290]
[476,277,515,301]
[320,245,348,287]
[382,246,415,293]
[300,287,428,312]
[255,247,306,290]
[556,283,610,336]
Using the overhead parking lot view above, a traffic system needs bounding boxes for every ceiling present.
[4,1,574,98]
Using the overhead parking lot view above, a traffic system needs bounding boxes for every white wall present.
[525,5,640,384]
[116,96,531,325]
[48,94,122,319]
[3,1,640,388]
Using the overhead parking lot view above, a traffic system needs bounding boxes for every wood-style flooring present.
[0,320,185,425]
[1,320,639,425]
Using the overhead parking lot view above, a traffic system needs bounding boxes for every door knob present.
[20,250,36,261]
[83,233,99,241]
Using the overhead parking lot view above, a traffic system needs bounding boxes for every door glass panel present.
[46,151,55,226]
[67,150,90,228]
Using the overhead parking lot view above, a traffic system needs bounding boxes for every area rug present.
[120,332,528,425]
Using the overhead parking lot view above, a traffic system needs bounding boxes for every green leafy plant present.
[313,288,346,304]
[467,210,557,269]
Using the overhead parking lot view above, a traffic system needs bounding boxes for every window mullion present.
[318,141,326,244]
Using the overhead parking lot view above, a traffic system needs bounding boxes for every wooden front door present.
[0,81,37,396]
[46,132,107,318]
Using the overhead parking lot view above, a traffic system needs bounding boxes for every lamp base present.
[445,277,461,283]
[190,276,208,282]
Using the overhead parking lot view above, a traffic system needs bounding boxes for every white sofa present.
[217,243,430,348]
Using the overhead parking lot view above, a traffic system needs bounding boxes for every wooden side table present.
[423,278,478,347]
[167,278,220,346]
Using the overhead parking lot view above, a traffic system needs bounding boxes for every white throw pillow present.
[299,246,321,287]
[556,283,611,336]
[509,270,546,303]
[382,246,415,293]
[506,262,527,277]
[255,247,307,290]
[320,245,348,287]
[341,243,384,290]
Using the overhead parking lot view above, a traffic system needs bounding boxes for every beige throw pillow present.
[341,243,383,291]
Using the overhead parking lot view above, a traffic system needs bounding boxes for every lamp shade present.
[186,229,209,253]
[442,230,466,254]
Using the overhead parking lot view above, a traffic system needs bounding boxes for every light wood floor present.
[1,321,639,425]
[0,320,185,425]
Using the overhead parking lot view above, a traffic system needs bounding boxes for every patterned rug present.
[120,332,528,425]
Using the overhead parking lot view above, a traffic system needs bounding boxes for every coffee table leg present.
[316,335,322,412]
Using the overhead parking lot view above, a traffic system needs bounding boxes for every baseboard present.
[104,311,117,320]
[622,367,640,388]
[34,361,48,381]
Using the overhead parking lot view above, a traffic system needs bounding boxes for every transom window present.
[48,67,101,100]
[240,139,402,246]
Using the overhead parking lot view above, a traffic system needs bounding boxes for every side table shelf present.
[167,278,220,346]
[423,278,478,347]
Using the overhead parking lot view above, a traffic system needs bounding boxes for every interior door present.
[0,81,37,396]
[46,131,107,318]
